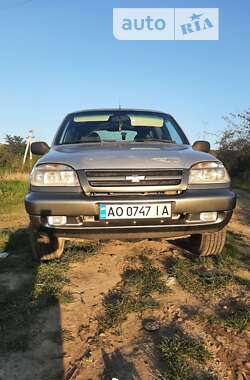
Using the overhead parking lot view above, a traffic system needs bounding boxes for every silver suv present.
[25,109,236,261]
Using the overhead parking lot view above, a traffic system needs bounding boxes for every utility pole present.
[22,130,33,169]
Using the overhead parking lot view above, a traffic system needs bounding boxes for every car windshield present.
[55,112,188,145]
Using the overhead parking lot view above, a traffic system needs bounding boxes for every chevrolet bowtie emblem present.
[126,175,145,183]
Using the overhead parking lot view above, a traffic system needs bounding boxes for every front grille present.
[84,169,183,188]
[88,191,181,198]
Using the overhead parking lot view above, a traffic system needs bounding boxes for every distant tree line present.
[0,135,36,173]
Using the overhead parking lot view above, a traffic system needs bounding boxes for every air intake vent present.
[84,169,183,187]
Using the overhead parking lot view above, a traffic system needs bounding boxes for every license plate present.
[99,203,172,220]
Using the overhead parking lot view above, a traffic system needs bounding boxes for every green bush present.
[218,109,250,177]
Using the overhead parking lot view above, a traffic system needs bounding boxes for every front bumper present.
[25,188,236,240]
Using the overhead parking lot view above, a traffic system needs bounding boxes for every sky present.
[0,0,249,147]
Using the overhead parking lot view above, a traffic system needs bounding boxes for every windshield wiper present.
[65,139,102,144]
[134,138,175,144]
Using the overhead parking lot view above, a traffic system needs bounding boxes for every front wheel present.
[188,228,227,257]
[30,230,65,262]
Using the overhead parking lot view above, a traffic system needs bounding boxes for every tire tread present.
[189,228,226,257]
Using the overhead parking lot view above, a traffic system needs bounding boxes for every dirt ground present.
[0,190,249,380]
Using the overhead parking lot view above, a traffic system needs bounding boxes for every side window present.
[166,120,183,144]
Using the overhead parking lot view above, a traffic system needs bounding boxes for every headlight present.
[189,162,230,184]
[30,164,80,186]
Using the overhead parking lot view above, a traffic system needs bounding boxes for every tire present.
[188,228,227,257]
[30,230,65,262]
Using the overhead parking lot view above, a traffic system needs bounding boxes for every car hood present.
[37,142,218,170]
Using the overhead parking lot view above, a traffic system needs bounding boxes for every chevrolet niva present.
[25,109,236,261]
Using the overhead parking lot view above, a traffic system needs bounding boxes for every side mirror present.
[31,141,50,155]
[192,140,210,153]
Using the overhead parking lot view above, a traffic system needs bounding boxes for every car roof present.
[67,108,171,118]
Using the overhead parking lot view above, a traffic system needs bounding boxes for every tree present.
[5,134,26,155]
[218,109,250,176]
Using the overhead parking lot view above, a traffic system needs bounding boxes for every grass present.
[32,261,71,305]
[0,171,29,181]
[123,265,168,296]
[100,257,169,329]
[223,306,250,331]
[0,179,28,226]
[233,177,250,192]
[61,240,100,263]
[234,275,250,288]
[192,299,250,332]
[192,311,218,326]
[0,229,100,352]
[193,309,250,333]
[166,234,241,296]
[159,333,212,380]
[0,179,27,205]
[100,289,141,329]
[216,298,250,332]
[100,233,248,330]
[209,233,239,270]
[0,229,10,251]
[167,257,233,296]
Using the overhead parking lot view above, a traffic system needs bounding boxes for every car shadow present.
[140,318,218,380]
[101,348,141,380]
[0,228,64,380]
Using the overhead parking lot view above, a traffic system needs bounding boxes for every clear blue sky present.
[0,0,249,146]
